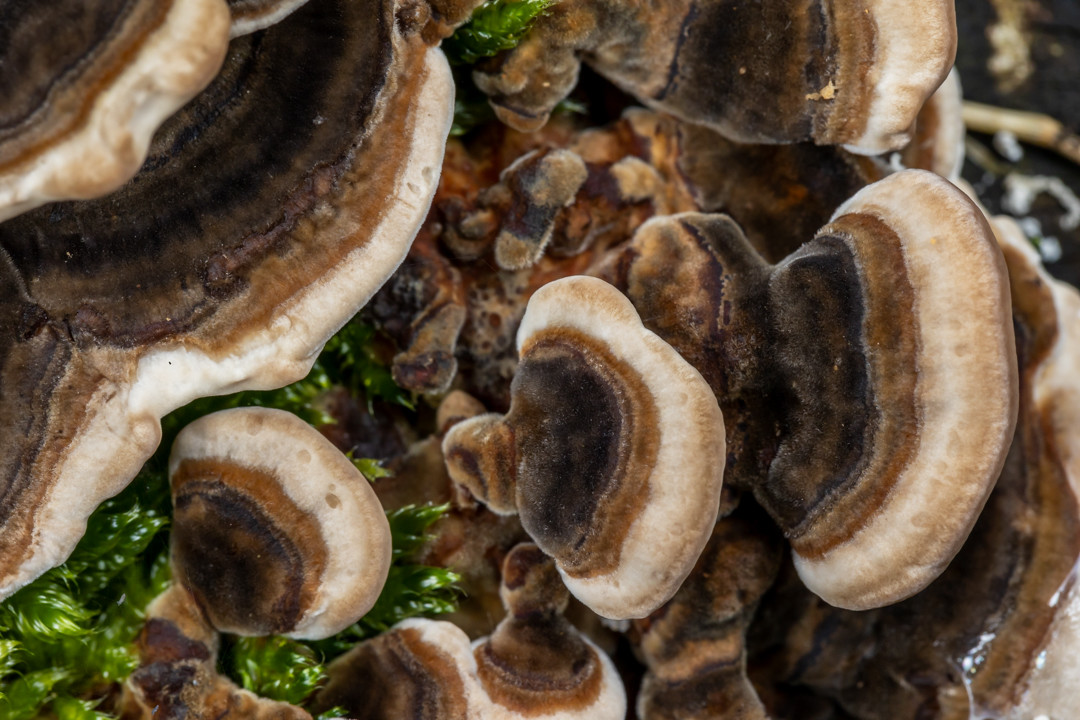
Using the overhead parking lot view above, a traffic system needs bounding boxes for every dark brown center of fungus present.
[171,457,328,635]
[1,0,395,346]
[510,329,658,578]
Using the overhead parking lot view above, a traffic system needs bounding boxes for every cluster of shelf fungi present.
[1,0,1078,718]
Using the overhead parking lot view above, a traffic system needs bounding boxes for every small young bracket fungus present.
[472,0,956,154]
[491,148,588,271]
[312,617,486,719]
[472,543,627,719]
[634,513,782,720]
[312,545,627,720]
[169,407,391,640]
[0,0,454,599]
[122,585,311,720]
[367,234,468,396]
[597,170,1018,610]
[368,115,692,408]
[442,275,726,620]
[0,0,231,223]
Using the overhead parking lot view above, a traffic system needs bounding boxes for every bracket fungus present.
[442,275,725,619]
[490,147,589,271]
[367,233,469,397]
[633,512,782,720]
[472,0,956,154]
[169,407,391,639]
[313,617,485,719]
[749,214,1080,719]
[472,543,627,720]
[0,0,455,598]
[596,170,1018,610]
[312,544,627,720]
[897,67,966,182]
[0,0,231,223]
[122,585,311,720]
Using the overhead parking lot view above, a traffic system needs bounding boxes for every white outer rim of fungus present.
[515,275,725,620]
[924,67,966,181]
[842,0,957,155]
[892,67,966,180]
[228,0,311,38]
[793,170,1018,610]
[0,49,455,600]
[169,407,391,640]
[0,0,232,223]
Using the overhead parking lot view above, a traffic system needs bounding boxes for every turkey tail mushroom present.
[472,0,956,154]
[124,405,394,717]
[226,0,311,36]
[0,0,455,599]
[311,544,627,720]
[472,543,627,720]
[311,618,486,719]
[121,585,313,720]
[596,170,1018,610]
[442,275,726,620]
[751,213,1080,719]
[0,0,231,223]
[168,407,391,639]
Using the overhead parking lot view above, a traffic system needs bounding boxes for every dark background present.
[956,0,1080,285]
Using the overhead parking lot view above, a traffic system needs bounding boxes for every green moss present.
[442,0,554,67]
[351,455,393,482]
[450,90,499,137]
[0,497,170,717]
[227,636,327,706]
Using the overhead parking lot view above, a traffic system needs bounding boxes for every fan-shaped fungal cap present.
[634,514,781,720]
[472,0,956,154]
[443,275,726,619]
[312,617,485,720]
[168,407,391,640]
[473,543,627,719]
[595,170,1017,609]
[786,169,1017,608]
[0,0,231,223]
[0,0,453,599]
[988,216,1080,719]
[122,585,311,720]
[760,213,1079,718]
